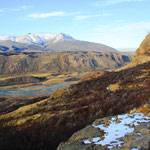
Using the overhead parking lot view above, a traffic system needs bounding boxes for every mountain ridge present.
[0,33,75,45]
[0,32,116,53]
[0,51,131,77]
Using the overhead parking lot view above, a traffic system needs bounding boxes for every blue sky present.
[0,0,150,49]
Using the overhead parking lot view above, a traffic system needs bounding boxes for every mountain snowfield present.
[0,33,74,45]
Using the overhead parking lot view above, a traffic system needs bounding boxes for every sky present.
[0,0,150,49]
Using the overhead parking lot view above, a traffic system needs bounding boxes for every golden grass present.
[127,82,146,89]
[0,72,79,87]
[42,78,65,85]
[0,98,48,120]
[135,73,148,79]
[0,83,34,89]
[130,104,150,115]
[42,72,79,85]
[109,83,120,92]
[0,72,51,80]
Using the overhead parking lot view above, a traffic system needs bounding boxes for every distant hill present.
[0,33,116,52]
[0,51,131,76]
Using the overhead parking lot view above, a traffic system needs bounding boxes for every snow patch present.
[83,113,150,149]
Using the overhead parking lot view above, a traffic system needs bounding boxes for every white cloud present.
[74,13,111,20]
[77,22,150,49]
[28,11,80,19]
[11,5,31,12]
[92,0,144,6]
[28,11,65,18]
[0,5,31,13]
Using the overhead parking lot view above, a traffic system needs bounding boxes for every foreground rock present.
[58,112,150,150]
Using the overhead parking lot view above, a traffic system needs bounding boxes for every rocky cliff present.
[0,51,131,76]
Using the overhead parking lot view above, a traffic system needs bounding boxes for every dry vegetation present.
[0,59,150,150]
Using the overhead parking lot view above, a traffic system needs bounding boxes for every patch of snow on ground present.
[84,139,92,144]
[83,113,150,149]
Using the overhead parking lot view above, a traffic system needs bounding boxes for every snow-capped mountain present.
[0,33,75,45]
[0,32,117,53]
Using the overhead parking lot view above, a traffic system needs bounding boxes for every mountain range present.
[0,32,132,78]
[0,33,116,52]
[0,33,74,45]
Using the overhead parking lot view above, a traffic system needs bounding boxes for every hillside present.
[0,51,131,77]
[0,34,150,150]
[134,33,150,57]
[117,33,150,71]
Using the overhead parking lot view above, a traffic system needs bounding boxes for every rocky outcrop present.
[58,112,150,150]
[134,34,150,58]
[57,125,104,150]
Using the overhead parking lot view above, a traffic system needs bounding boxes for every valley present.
[1,0,150,149]
[0,50,131,98]
[0,33,149,150]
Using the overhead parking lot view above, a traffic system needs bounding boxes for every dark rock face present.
[0,51,131,76]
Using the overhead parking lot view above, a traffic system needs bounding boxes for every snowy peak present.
[0,33,75,45]
[53,33,74,42]
[0,35,9,40]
